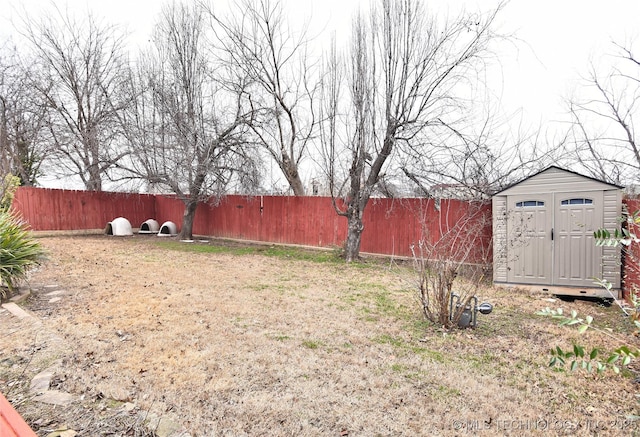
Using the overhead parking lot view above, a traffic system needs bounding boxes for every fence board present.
[623,199,640,298]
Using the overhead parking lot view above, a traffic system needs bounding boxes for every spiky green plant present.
[0,210,43,298]
[0,174,21,213]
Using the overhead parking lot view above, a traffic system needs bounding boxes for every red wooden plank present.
[0,391,37,437]
[623,199,640,299]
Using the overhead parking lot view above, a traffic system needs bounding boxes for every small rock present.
[9,291,30,303]
[108,387,132,402]
[34,390,78,406]
[1,302,34,319]
[49,297,62,304]
[46,426,77,437]
[121,402,137,412]
[144,413,189,437]
[45,290,67,297]
[30,362,62,393]
[30,369,54,392]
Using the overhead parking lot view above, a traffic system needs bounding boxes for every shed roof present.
[494,166,623,196]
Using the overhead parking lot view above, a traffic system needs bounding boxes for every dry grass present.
[1,235,639,436]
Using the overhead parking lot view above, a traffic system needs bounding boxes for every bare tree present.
[125,2,256,240]
[0,45,49,185]
[320,0,507,262]
[399,111,562,199]
[567,40,640,186]
[212,0,316,195]
[19,5,131,191]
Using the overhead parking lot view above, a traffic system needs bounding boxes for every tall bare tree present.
[125,2,257,240]
[567,41,640,186]
[212,0,316,195]
[320,0,507,262]
[0,46,49,185]
[20,6,130,191]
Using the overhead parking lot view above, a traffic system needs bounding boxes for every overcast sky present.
[2,0,639,129]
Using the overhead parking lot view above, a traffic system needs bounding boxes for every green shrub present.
[0,210,43,299]
[0,174,21,212]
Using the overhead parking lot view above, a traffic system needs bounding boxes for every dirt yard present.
[1,235,639,436]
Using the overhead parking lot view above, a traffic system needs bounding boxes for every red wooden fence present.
[11,187,491,261]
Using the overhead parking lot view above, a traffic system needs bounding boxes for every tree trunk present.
[0,98,9,176]
[178,199,198,240]
[344,200,365,262]
[282,157,305,196]
[85,163,102,191]
[85,178,102,191]
[288,172,305,196]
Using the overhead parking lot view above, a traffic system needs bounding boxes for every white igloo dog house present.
[105,217,133,236]
[158,221,178,237]
[139,219,160,234]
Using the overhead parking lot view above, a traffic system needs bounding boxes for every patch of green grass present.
[474,308,537,338]
[372,291,411,320]
[154,240,343,264]
[341,286,413,324]
[273,335,291,341]
[247,283,271,292]
[301,340,323,349]
[373,334,446,363]
[414,348,445,363]
[436,384,461,397]
[467,352,498,369]
[408,318,434,336]
[390,363,407,373]
[156,241,255,256]
[389,363,432,382]
[373,334,405,348]
[258,246,342,264]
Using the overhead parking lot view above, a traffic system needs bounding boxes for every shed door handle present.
[551,228,554,240]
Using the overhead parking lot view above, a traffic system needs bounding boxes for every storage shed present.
[492,166,623,298]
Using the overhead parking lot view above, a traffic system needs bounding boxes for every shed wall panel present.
[602,190,622,288]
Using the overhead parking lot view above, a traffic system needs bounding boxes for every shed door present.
[506,191,604,287]
[506,195,552,284]
[553,192,603,287]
